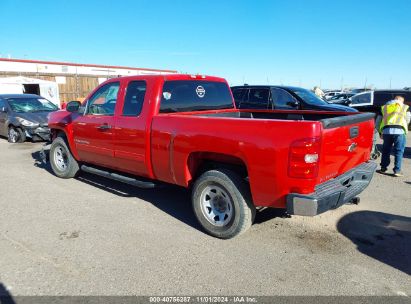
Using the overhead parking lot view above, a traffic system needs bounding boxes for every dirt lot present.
[0,135,410,296]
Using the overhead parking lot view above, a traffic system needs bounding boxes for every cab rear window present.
[160,80,234,113]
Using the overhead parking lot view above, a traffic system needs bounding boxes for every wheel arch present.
[186,152,249,186]
[50,128,80,160]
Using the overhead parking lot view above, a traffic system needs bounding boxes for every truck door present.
[72,81,120,168]
[113,80,149,177]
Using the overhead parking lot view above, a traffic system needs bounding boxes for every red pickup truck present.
[47,74,376,238]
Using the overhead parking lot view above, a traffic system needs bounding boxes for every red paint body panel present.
[151,114,323,207]
[48,74,375,209]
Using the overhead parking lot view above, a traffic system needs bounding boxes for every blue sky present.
[0,0,410,89]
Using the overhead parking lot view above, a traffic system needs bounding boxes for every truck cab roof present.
[103,74,227,84]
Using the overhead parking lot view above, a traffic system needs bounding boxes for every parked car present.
[0,94,58,143]
[327,93,355,103]
[46,74,376,239]
[343,90,411,119]
[323,91,344,100]
[230,85,356,112]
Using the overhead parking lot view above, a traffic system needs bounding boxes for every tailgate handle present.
[350,126,359,139]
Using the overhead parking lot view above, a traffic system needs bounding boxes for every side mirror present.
[66,101,82,113]
[0,106,6,113]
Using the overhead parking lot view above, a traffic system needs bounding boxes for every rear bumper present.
[286,162,377,216]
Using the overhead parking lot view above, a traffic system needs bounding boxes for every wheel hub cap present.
[200,185,233,227]
[9,129,18,142]
[54,146,68,171]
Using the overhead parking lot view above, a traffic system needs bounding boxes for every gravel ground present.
[0,135,410,296]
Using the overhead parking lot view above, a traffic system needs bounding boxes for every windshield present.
[289,87,328,106]
[7,97,58,113]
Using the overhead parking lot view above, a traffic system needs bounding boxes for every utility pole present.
[389,77,392,89]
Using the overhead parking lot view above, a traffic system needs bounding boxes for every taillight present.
[288,138,321,179]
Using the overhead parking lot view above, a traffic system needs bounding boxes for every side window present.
[248,89,270,108]
[231,88,246,107]
[351,92,371,105]
[86,82,120,115]
[271,88,298,109]
[122,81,147,116]
[0,99,5,108]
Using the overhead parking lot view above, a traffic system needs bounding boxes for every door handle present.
[97,124,112,130]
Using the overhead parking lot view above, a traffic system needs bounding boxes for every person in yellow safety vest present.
[376,96,410,177]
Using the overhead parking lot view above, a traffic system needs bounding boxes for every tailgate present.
[317,113,375,183]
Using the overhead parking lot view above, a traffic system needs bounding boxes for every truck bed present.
[193,109,375,127]
[151,110,375,208]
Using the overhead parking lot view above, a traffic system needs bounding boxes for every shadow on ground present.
[30,149,202,231]
[32,150,54,174]
[337,211,411,275]
[31,150,287,234]
[80,172,203,232]
[254,207,289,224]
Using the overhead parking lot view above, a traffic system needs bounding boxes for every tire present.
[49,136,80,178]
[192,169,256,239]
[8,126,26,143]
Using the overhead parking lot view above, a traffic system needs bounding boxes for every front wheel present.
[8,126,26,143]
[50,136,80,178]
[192,169,256,239]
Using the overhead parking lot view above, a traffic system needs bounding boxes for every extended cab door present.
[113,80,150,177]
[72,81,121,168]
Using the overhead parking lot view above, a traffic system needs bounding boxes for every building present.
[0,58,177,103]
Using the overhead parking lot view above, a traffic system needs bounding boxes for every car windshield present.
[288,87,328,106]
[7,97,58,113]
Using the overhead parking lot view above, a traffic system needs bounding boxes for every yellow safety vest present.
[379,103,409,134]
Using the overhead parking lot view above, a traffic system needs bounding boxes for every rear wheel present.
[192,169,256,239]
[50,136,80,178]
[8,126,26,143]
